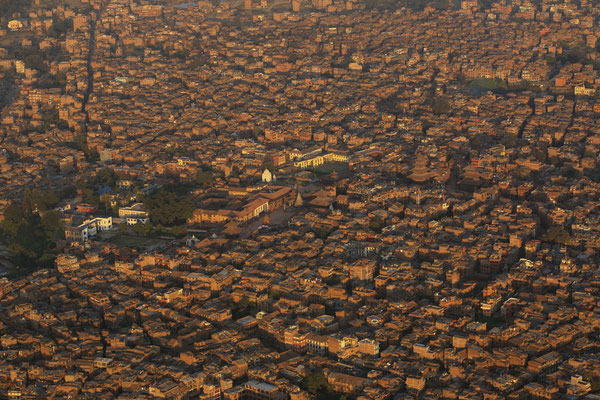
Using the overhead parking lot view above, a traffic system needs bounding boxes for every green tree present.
[170,225,187,238]
[132,221,151,236]
[2,213,57,270]
[25,189,59,212]
[95,168,117,187]
[85,146,100,162]
[544,226,572,245]
[2,204,25,235]
[195,170,215,187]
[0,0,32,15]
[304,372,329,393]
[268,290,281,301]
[432,98,451,115]
[82,188,100,208]
[369,216,384,232]
[142,185,195,226]
[41,210,63,239]
[230,297,251,319]
[323,275,340,286]
[468,78,508,94]
[302,372,342,400]
[47,18,73,38]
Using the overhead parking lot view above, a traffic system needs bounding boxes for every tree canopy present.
[301,372,347,400]
[0,0,32,18]
[0,190,63,273]
[142,184,195,226]
[543,226,572,245]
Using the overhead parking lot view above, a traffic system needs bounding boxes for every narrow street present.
[81,1,110,124]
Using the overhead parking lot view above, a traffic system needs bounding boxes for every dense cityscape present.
[1,0,600,398]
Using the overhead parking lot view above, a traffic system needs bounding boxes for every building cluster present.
[0,0,599,198]
[4,186,600,399]
[1,0,600,398]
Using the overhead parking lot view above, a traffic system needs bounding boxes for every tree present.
[432,98,451,115]
[47,18,73,38]
[304,372,330,394]
[24,189,59,213]
[82,188,100,209]
[41,210,63,239]
[468,77,508,94]
[195,170,215,187]
[0,189,64,272]
[233,15,242,29]
[345,279,353,295]
[1,212,58,271]
[501,133,518,149]
[189,55,209,69]
[230,297,251,319]
[544,226,572,245]
[314,227,334,239]
[0,0,32,15]
[24,53,48,74]
[85,146,100,163]
[75,132,87,149]
[142,185,195,226]
[369,216,384,232]
[301,372,345,400]
[2,204,25,236]
[323,275,340,286]
[17,214,49,253]
[532,147,547,163]
[132,221,151,236]
[96,168,117,187]
[268,290,281,301]
[170,225,187,238]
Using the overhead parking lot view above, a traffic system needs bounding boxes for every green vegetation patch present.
[0,0,33,18]
[311,162,349,175]
[141,183,195,226]
[301,372,350,400]
[468,78,540,95]
[0,189,62,274]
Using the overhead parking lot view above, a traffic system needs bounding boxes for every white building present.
[65,217,113,242]
[119,203,149,225]
[262,168,275,183]
[8,20,25,31]
[84,216,113,231]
